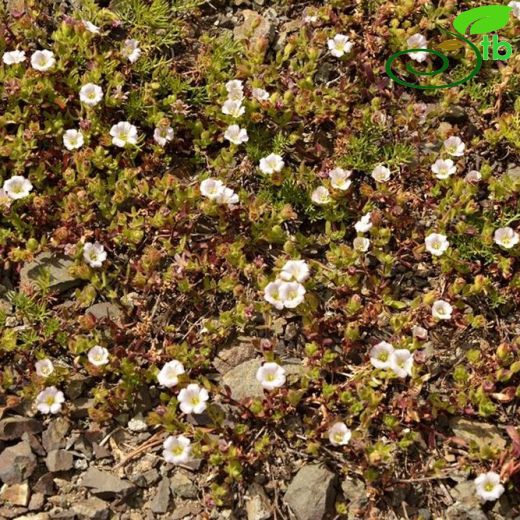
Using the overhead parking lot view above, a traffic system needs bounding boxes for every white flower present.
[110,121,138,147]
[508,1,520,19]
[280,260,310,283]
[252,87,269,101]
[355,212,372,233]
[280,281,306,308]
[222,99,245,118]
[311,186,331,205]
[255,362,286,390]
[431,159,456,180]
[329,167,352,190]
[63,129,84,151]
[225,80,244,101]
[3,176,33,200]
[79,83,103,106]
[122,39,141,63]
[327,34,353,58]
[444,136,465,157]
[35,386,65,414]
[200,178,225,200]
[494,227,519,249]
[157,360,185,388]
[474,471,505,502]
[87,345,109,366]
[83,241,107,268]
[2,50,26,65]
[328,422,352,446]
[432,300,453,320]
[465,170,481,183]
[425,233,449,256]
[390,349,413,378]
[407,34,428,62]
[264,280,285,310]
[370,341,395,369]
[224,124,248,145]
[30,50,55,71]
[83,20,100,34]
[371,165,391,183]
[259,153,284,174]
[215,187,239,206]
[153,125,174,146]
[353,237,370,252]
[178,383,209,414]
[163,435,191,465]
[35,359,54,378]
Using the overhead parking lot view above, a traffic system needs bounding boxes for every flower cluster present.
[369,341,414,378]
[264,260,309,310]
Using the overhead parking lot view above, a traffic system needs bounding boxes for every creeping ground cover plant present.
[0,0,520,518]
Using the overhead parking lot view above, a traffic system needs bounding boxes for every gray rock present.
[507,165,520,181]
[246,483,271,520]
[0,417,42,441]
[446,502,486,520]
[150,477,170,514]
[284,464,338,520]
[0,440,37,484]
[0,481,30,506]
[170,472,197,499]
[234,10,273,43]
[72,497,110,520]
[42,418,70,452]
[28,492,45,511]
[213,343,256,374]
[33,473,55,495]
[63,375,92,401]
[20,252,80,293]
[85,302,123,322]
[223,359,302,401]
[45,450,74,472]
[449,418,506,450]
[341,476,368,518]
[450,480,481,509]
[80,467,136,499]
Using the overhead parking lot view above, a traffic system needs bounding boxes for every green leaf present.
[453,5,512,35]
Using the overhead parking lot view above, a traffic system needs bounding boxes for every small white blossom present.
[2,50,26,65]
[31,50,55,71]
[153,125,174,146]
[370,341,394,369]
[444,136,465,157]
[431,159,456,180]
[83,20,100,33]
[390,349,413,378]
[122,39,141,63]
[200,178,225,200]
[215,187,239,206]
[87,345,109,366]
[157,360,185,388]
[224,124,248,145]
[371,165,391,183]
[83,241,107,268]
[264,280,285,310]
[327,34,353,58]
[63,129,84,151]
[311,186,331,205]
[494,227,519,249]
[225,80,244,101]
[35,386,65,414]
[328,422,352,446]
[222,99,245,118]
[425,233,449,256]
[163,435,191,465]
[256,362,286,390]
[35,359,54,378]
[432,300,453,320]
[252,87,269,101]
[407,34,428,62]
[79,83,103,106]
[508,1,520,19]
[110,121,138,147]
[353,236,370,252]
[280,260,310,283]
[465,170,482,183]
[280,281,306,308]
[3,176,33,200]
[474,471,505,502]
[178,383,209,415]
[259,153,284,174]
[355,212,372,233]
[329,167,352,190]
